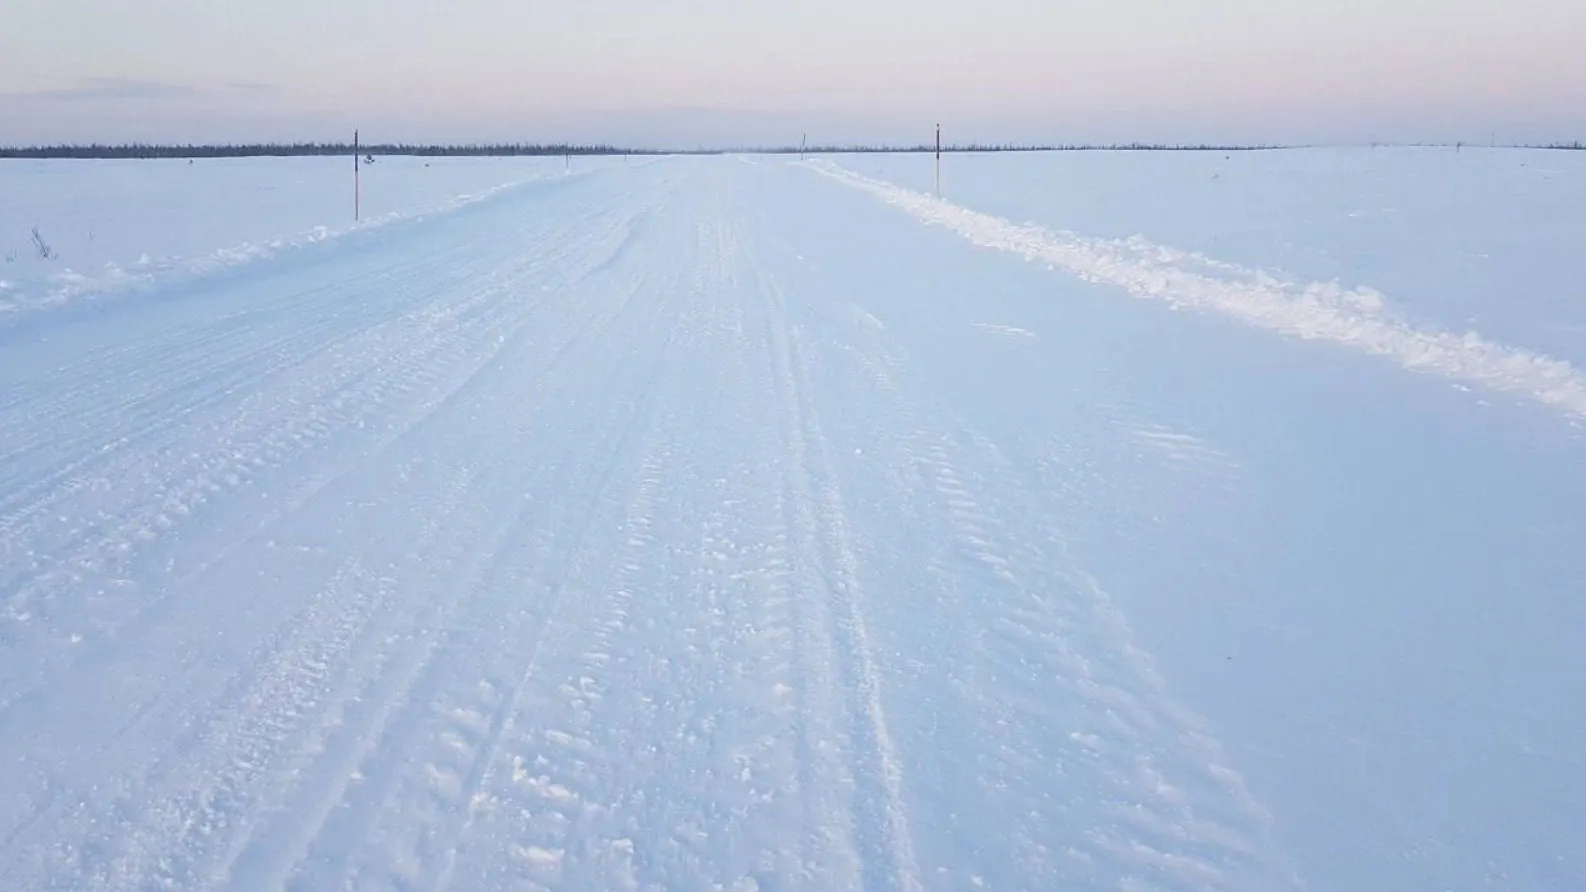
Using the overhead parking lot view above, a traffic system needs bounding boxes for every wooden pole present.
[800,134,806,161]
[935,123,941,197]
[353,129,361,222]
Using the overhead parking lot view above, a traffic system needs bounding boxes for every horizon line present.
[4,139,1584,160]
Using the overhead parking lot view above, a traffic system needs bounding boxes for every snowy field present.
[843,147,1586,367]
[0,149,1582,891]
[0,155,620,316]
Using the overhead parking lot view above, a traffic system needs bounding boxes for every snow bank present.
[0,156,604,318]
[812,159,1586,418]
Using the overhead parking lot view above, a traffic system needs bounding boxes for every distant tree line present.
[755,142,1290,154]
[7,140,1583,159]
[0,142,636,160]
[1383,140,1585,151]
[0,141,1300,160]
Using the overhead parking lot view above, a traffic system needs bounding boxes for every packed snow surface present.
[0,149,1582,891]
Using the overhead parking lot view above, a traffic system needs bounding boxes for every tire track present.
[164,187,677,892]
[752,240,918,890]
[790,287,1298,891]
[0,167,683,891]
[0,178,659,717]
[437,182,817,892]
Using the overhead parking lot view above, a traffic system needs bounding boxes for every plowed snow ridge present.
[811,160,1586,418]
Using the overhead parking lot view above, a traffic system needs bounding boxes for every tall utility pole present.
[353,129,361,222]
[935,123,942,197]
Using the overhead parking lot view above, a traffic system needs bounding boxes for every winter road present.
[2,155,1582,891]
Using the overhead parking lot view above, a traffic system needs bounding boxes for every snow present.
[0,155,614,317]
[836,146,1586,367]
[811,157,1586,418]
[1,150,1583,891]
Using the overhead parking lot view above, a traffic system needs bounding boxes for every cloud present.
[5,78,200,103]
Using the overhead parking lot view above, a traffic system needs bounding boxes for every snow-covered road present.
[2,154,1582,891]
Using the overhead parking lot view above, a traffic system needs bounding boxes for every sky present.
[2,0,1584,147]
